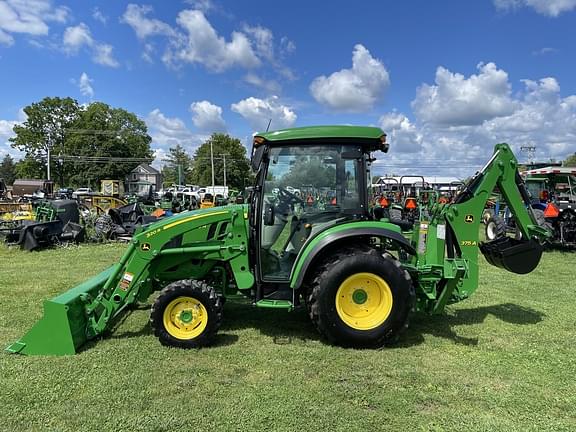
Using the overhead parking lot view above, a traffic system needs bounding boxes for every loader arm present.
[7,206,253,355]
[413,143,550,313]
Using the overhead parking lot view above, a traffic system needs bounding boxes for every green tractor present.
[7,126,550,355]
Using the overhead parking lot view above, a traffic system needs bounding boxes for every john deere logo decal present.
[141,243,151,251]
[465,214,474,223]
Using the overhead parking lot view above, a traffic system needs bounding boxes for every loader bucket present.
[5,266,116,356]
[479,237,543,275]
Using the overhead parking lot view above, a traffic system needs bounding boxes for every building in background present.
[126,164,163,195]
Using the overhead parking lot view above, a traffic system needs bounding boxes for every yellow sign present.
[464,214,474,223]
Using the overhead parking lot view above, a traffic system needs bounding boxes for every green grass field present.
[0,243,575,432]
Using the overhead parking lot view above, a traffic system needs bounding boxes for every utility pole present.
[47,145,51,181]
[222,154,229,188]
[210,139,215,188]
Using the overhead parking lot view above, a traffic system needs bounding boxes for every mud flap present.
[5,266,116,355]
[479,237,543,275]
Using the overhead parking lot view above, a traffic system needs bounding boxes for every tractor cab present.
[250,126,388,289]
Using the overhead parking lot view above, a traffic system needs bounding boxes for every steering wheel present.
[277,187,304,205]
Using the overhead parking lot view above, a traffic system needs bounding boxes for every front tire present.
[306,247,414,348]
[150,279,222,348]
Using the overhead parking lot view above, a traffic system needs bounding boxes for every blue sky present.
[1,0,576,177]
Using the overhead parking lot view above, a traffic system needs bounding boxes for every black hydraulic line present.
[515,172,532,205]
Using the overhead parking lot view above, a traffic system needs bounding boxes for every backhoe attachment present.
[449,143,550,275]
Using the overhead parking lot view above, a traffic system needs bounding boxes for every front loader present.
[7,126,550,355]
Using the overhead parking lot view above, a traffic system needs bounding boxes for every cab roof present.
[254,125,387,152]
[256,125,384,141]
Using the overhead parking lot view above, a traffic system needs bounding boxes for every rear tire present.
[306,247,414,348]
[485,215,506,240]
[150,279,222,348]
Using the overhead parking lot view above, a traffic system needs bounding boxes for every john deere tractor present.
[7,126,550,355]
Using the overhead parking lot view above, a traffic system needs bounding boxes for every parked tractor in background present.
[485,166,576,247]
[7,126,550,356]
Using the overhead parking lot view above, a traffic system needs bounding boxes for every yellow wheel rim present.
[163,296,208,340]
[335,273,393,330]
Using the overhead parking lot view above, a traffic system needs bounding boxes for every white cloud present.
[146,109,205,154]
[374,68,576,177]
[412,62,517,126]
[494,0,576,16]
[142,43,155,63]
[120,4,174,40]
[242,25,274,62]
[532,47,558,56]
[190,101,226,132]
[484,77,576,158]
[93,44,119,67]
[183,0,214,13]
[63,23,93,53]
[310,44,390,112]
[92,7,107,25]
[77,72,94,98]
[231,96,296,131]
[0,118,21,159]
[378,113,423,153]
[166,10,260,72]
[243,73,281,94]
[63,23,119,68]
[0,0,69,46]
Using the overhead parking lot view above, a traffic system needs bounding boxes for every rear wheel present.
[306,247,414,348]
[150,279,222,348]
[485,215,506,240]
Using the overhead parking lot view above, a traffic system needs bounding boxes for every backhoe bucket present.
[480,237,543,275]
[6,266,116,355]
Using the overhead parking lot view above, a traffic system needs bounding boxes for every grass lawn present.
[0,242,575,432]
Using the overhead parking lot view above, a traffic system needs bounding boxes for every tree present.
[10,97,81,185]
[190,133,253,190]
[15,155,45,180]
[10,98,152,187]
[564,153,576,167]
[65,102,152,187]
[162,145,194,186]
[280,158,336,189]
[0,154,17,185]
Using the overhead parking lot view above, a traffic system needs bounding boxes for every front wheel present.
[150,279,223,348]
[306,248,414,348]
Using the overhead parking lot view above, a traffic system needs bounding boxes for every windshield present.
[264,144,364,216]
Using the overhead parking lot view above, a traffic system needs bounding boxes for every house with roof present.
[126,164,163,195]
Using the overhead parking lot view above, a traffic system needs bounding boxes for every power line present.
[58,155,153,163]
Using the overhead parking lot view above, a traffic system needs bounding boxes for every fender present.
[289,221,416,289]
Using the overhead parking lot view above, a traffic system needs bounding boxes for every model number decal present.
[146,228,161,238]
[460,240,478,246]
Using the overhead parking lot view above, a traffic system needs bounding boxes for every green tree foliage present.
[280,158,336,189]
[564,153,576,167]
[10,98,152,187]
[190,133,252,190]
[0,154,17,185]
[161,145,194,186]
[65,102,152,187]
[10,97,80,185]
[15,155,45,180]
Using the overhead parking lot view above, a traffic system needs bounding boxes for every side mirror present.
[264,203,275,225]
